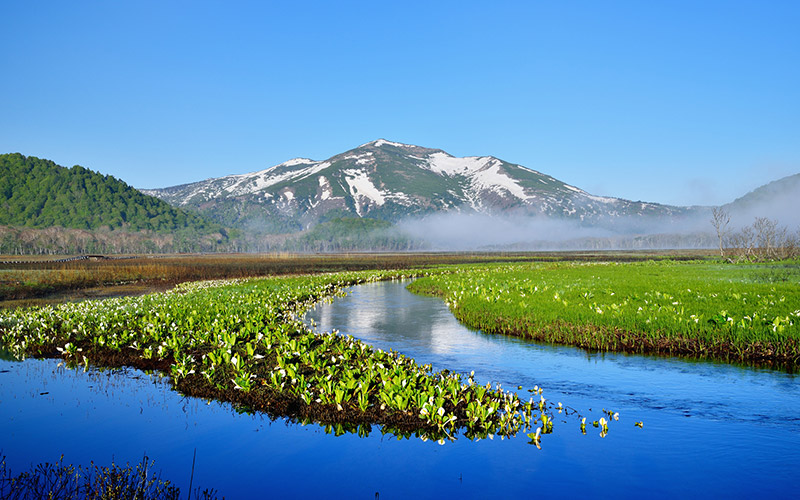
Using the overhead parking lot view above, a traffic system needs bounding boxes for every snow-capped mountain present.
[143,139,692,232]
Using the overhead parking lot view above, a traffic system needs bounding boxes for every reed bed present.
[0,253,532,303]
[0,251,710,303]
[0,454,220,500]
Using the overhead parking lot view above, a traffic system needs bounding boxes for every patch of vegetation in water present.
[0,269,602,445]
[408,260,800,370]
[0,454,219,500]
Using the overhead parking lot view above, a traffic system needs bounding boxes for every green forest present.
[284,217,422,252]
[0,153,232,254]
[0,153,222,234]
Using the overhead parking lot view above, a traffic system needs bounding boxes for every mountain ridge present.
[142,139,693,232]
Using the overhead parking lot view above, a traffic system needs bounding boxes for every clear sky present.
[1,0,798,206]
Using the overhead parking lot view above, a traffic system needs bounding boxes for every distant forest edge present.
[0,224,227,255]
[0,217,420,255]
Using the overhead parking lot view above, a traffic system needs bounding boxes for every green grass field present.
[408,260,800,368]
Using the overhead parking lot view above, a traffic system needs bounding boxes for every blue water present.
[2,280,799,498]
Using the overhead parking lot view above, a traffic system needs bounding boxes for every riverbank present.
[408,260,800,370]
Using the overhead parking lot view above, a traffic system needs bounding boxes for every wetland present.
[1,254,799,497]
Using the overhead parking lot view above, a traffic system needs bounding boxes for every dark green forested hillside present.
[0,153,221,234]
[284,217,423,251]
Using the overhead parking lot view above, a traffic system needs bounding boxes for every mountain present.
[0,153,229,252]
[723,173,800,227]
[144,139,692,232]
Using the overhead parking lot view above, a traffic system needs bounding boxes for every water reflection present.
[312,280,506,360]
[307,281,800,430]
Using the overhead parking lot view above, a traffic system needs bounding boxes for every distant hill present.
[143,139,693,233]
[723,173,800,228]
[0,153,222,234]
[0,153,231,253]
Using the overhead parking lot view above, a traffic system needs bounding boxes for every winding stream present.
[2,280,799,497]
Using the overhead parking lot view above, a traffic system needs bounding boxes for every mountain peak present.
[359,139,417,149]
[279,158,316,167]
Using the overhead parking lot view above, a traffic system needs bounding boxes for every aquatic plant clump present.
[408,260,800,368]
[0,269,575,443]
[0,454,219,500]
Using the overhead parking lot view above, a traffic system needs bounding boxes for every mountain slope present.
[144,139,691,232]
[723,173,800,227]
[0,153,223,235]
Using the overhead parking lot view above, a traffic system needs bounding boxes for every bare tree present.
[774,225,789,259]
[710,207,731,258]
[753,217,779,261]
[727,217,798,262]
[784,230,800,260]
[727,225,754,262]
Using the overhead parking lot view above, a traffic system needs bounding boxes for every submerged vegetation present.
[409,260,800,369]
[0,270,589,443]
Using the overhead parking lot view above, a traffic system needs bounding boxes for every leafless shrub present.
[724,217,798,262]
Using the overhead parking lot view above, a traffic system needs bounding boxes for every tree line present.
[0,225,231,255]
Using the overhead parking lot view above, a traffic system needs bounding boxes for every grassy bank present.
[408,260,800,369]
[0,269,566,442]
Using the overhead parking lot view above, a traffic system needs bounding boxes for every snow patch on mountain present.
[318,176,332,201]
[585,193,619,204]
[370,139,413,148]
[343,152,375,165]
[471,159,528,199]
[386,191,412,204]
[225,161,332,197]
[344,169,385,215]
[425,152,491,176]
[280,158,315,167]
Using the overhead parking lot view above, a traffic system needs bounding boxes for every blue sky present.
[1,0,798,206]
